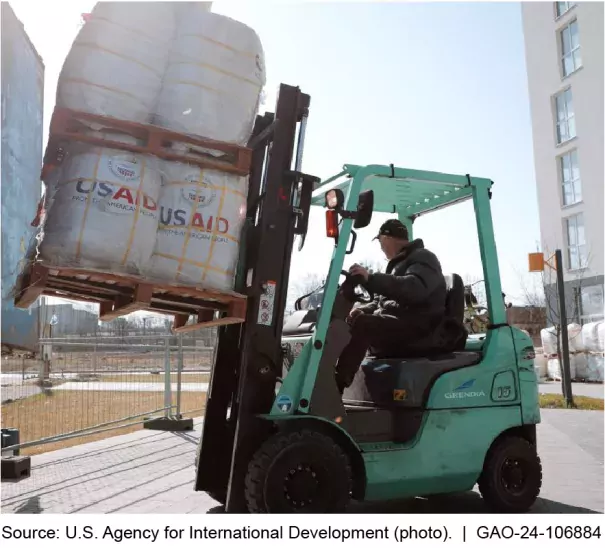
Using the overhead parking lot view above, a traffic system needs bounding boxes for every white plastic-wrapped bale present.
[540,324,584,355]
[39,135,162,275]
[540,327,558,356]
[534,353,548,379]
[173,1,213,20]
[582,321,605,353]
[155,9,265,144]
[533,362,542,380]
[147,160,247,291]
[571,353,588,380]
[585,354,604,382]
[56,2,175,124]
[581,321,605,382]
[546,357,576,381]
[567,322,584,353]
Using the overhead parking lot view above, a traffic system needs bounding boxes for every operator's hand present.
[349,263,369,282]
[347,307,364,324]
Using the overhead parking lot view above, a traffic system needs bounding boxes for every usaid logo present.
[74,180,158,215]
[181,174,216,208]
[108,155,140,182]
[444,378,486,399]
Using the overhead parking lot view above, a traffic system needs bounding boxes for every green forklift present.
[195,84,542,513]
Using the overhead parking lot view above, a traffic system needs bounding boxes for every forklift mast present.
[195,84,318,511]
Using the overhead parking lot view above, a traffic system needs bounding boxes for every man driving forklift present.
[335,219,447,393]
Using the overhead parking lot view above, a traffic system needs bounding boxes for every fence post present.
[92,339,98,376]
[164,337,171,418]
[176,334,183,419]
[142,334,192,431]
[38,341,45,385]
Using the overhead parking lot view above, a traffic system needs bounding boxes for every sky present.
[10,0,543,306]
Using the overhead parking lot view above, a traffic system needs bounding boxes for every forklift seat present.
[345,352,482,409]
[444,273,465,324]
[371,273,467,360]
[343,273,481,409]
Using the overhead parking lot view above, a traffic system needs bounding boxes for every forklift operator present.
[335,219,447,393]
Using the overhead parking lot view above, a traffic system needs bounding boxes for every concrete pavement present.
[1,409,602,514]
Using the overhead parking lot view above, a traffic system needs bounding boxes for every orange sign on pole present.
[528,252,545,273]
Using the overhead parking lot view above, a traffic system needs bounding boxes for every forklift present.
[195,84,542,513]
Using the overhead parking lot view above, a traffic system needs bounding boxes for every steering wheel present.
[340,270,374,304]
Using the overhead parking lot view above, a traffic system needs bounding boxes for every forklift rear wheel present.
[478,435,542,513]
[245,429,352,513]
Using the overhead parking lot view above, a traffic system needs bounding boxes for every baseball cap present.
[373,219,409,240]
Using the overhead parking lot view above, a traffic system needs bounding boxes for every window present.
[580,285,604,323]
[560,20,582,76]
[565,213,587,270]
[554,88,576,144]
[560,149,582,205]
[555,2,576,18]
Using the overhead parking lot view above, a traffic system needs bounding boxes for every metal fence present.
[1,334,214,456]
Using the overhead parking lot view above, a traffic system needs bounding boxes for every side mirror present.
[354,190,374,229]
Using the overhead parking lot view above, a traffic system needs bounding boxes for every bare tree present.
[126,316,144,332]
[286,272,325,316]
[536,247,591,327]
[517,270,546,309]
[520,247,592,401]
[294,272,325,296]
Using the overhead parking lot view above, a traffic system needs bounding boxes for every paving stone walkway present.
[1,410,602,514]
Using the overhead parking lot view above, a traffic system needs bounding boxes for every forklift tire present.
[244,429,352,513]
[478,435,542,513]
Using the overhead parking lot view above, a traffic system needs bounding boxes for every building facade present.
[522,1,604,323]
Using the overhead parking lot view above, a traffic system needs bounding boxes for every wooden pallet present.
[15,263,247,333]
[41,108,253,180]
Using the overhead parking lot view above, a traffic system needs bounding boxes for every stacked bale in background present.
[581,321,604,382]
[540,321,604,382]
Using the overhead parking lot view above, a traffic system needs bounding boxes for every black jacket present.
[358,239,446,333]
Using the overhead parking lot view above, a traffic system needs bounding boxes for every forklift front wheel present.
[478,435,542,513]
[244,429,352,513]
